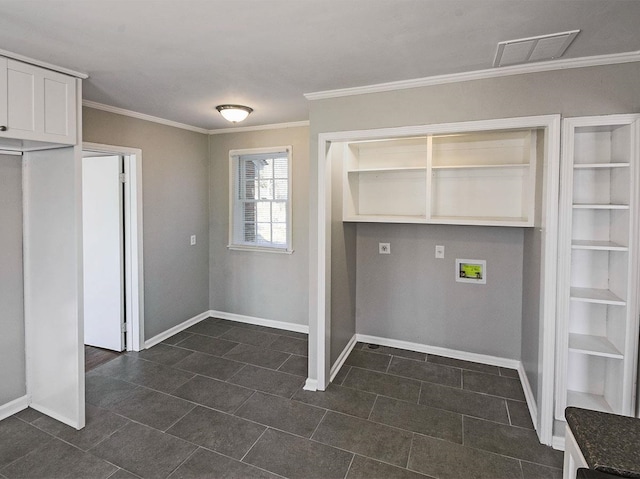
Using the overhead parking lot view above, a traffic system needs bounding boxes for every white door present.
[82,155,125,351]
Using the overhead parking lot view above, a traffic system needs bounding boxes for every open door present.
[82,155,125,351]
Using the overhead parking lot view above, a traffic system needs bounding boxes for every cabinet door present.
[0,59,76,144]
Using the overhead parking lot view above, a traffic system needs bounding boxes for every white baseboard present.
[144,311,211,348]
[355,334,520,369]
[517,362,538,431]
[209,310,309,334]
[552,435,566,451]
[330,334,358,383]
[303,378,318,391]
[0,395,30,421]
[145,310,309,350]
[29,402,83,429]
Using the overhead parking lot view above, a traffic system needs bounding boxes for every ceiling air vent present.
[493,30,580,67]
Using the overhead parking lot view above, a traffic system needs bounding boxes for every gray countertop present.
[566,407,640,478]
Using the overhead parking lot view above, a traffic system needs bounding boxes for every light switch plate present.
[379,243,390,254]
[435,245,445,259]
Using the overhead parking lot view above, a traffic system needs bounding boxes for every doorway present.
[82,143,144,352]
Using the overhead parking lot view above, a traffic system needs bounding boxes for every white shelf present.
[343,214,426,224]
[566,390,614,414]
[573,162,630,169]
[429,215,529,226]
[568,333,624,359]
[571,240,628,251]
[347,167,427,174]
[431,163,528,170]
[572,203,629,210]
[570,287,626,306]
[343,127,536,226]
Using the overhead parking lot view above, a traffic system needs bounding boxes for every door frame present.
[83,142,144,351]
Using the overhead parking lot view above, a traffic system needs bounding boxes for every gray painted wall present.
[520,130,547,413]
[356,224,524,359]
[208,127,309,326]
[329,145,357,365]
[0,155,26,405]
[307,62,640,379]
[83,107,210,339]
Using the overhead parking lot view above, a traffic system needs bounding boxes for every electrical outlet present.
[435,245,445,259]
[379,242,390,254]
[190,235,196,246]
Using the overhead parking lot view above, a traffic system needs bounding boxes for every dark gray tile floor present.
[0,318,563,479]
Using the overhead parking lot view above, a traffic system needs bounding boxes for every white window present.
[229,146,292,253]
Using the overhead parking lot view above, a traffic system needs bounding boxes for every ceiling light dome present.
[216,104,253,123]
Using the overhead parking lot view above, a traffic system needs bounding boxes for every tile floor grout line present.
[341,452,356,479]
[367,395,379,421]
[238,427,269,463]
[164,445,200,479]
[505,399,513,426]
[309,409,329,440]
[230,390,258,416]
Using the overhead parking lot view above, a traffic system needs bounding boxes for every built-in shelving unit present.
[343,128,537,226]
[555,115,640,421]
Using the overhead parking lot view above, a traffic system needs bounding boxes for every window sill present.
[227,244,294,254]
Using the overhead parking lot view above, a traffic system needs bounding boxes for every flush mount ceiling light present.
[493,30,580,67]
[216,104,253,123]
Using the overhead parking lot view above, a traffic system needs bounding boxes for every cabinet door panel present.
[43,77,70,136]
[7,65,37,133]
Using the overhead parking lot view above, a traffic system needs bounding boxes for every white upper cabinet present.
[343,125,538,227]
[0,58,76,145]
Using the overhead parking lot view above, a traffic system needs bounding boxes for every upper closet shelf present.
[573,163,630,169]
[572,204,629,210]
[571,240,628,251]
[342,125,539,227]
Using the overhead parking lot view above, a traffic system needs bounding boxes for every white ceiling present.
[0,0,638,130]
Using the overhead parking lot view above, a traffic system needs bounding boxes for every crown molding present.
[304,50,640,100]
[82,100,210,134]
[83,100,309,135]
[0,48,88,79]
[208,120,309,135]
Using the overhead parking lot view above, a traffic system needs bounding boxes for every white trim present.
[83,100,310,135]
[82,142,145,352]
[312,115,561,408]
[303,378,318,391]
[209,120,309,135]
[517,362,539,432]
[82,101,209,134]
[355,334,520,369]
[537,114,562,446]
[0,48,88,79]
[0,149,22,156]
[144,311,211,349]
[305,51,640,100]
[145,310,309,349]
[553,435,566,451]
[29,402,82,430]
[330,334,358,383]
[0,395,30,421]
[208,310,309,334]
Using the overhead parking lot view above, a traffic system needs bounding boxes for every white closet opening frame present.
[307,115,560,447]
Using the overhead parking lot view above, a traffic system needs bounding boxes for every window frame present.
[228,146,293,254]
